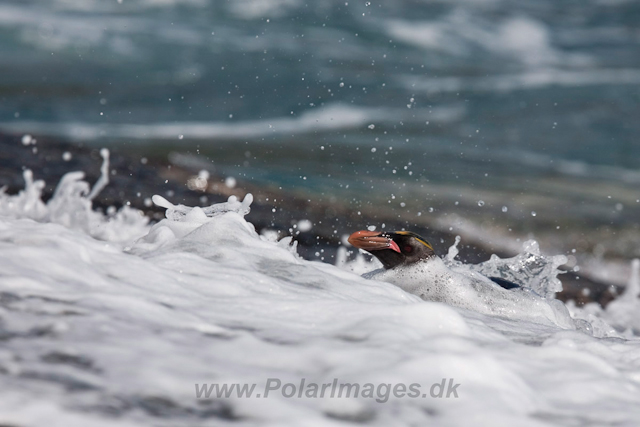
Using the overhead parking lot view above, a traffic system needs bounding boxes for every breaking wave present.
[1,157,640,425]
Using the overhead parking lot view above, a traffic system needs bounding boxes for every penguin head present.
[347,230,436,269]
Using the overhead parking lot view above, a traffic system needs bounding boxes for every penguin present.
[347,229,574,328]
[347,230,520,290]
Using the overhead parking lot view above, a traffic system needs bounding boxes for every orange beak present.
[347,230,401,253]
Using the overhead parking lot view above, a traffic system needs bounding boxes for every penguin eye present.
[403,245,413,253]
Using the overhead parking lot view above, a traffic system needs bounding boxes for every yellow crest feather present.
[392,231,433,251]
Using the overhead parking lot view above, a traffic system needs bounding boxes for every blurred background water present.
[1,0,640,285]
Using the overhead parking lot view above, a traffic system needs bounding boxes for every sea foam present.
[0,149,148,245]
[1,159,640,425]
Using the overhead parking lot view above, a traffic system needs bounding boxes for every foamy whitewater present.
[1,158,640,426]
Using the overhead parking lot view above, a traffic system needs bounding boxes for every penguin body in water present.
[348,230,574,328]
[348,230,520,290]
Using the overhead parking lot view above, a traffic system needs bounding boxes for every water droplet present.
[368,124,375,130]
[477,200,485,207]
[297,219,313,232]
[531,211,537,217]
[502,206,508,212]
[225,176,236,188]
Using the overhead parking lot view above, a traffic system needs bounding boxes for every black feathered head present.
[347,230,436,269]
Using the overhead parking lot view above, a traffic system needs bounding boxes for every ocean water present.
[1,163,640,426]
[3,2,640,424]
[2,0,640,287]
[1,3,640,297]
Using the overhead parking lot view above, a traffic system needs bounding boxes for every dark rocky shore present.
[0,132,619,307]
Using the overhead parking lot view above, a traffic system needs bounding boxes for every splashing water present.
[86,148,110,201]
[335,244,382,275]
[130,192,258,255]
[603,259,640,333]
[152,192,253,221]
[0,149,148,244]
[567,258,640,337]
[445,238,567,299]
[2,159,640,425]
